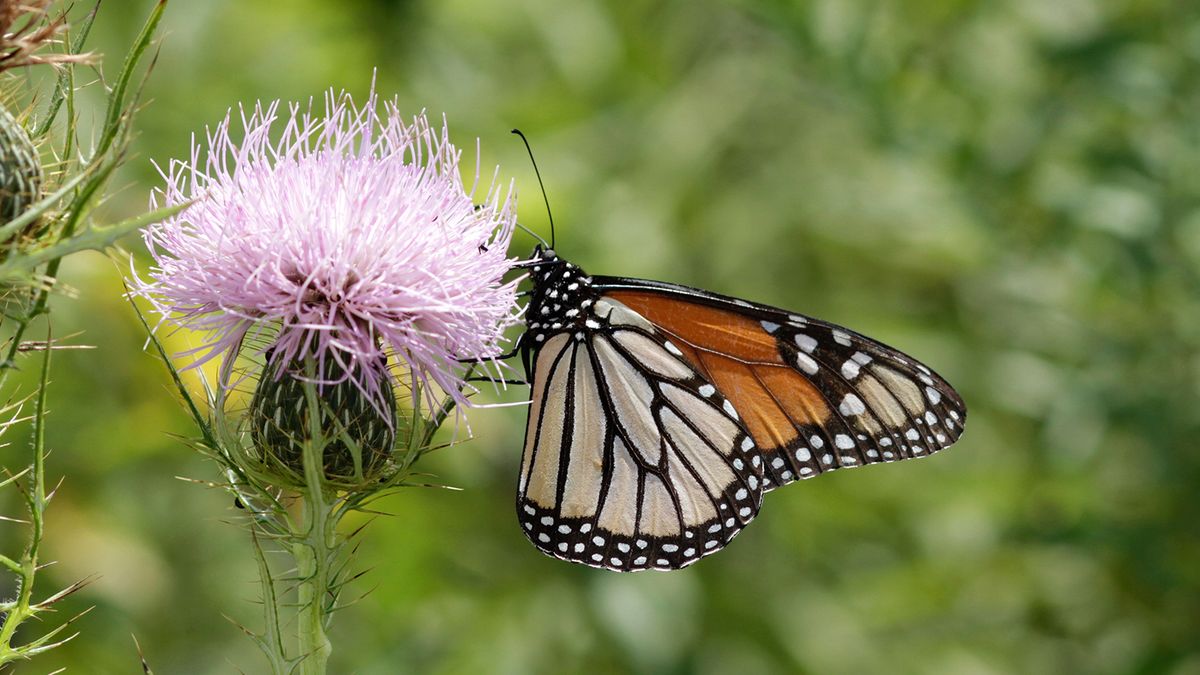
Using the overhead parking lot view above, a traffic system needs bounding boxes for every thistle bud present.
[249,358,399,485]
[0,107,41,228]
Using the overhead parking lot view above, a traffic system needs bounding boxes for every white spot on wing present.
[761,320,780,333]
[841,360,862,379]
[722,399,739,420]
[794,334,818,353]
[832,330,852,346]
[795,353,818,375]
[838,394,866,416]
[842,352,871,379]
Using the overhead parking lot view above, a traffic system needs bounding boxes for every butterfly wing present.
[594,277,967,492]
[517,297,765,571]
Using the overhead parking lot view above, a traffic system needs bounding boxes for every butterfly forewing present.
[596,279,966,492]
[518,296,765,571]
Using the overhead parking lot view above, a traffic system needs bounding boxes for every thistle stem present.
[0,341,52,665]
[294,493,333,674]
[295,367,335,674]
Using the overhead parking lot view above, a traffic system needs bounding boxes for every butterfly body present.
[515,245,965,571]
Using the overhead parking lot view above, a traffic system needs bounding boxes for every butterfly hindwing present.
[595,278,966,492]
[517,297,765,571]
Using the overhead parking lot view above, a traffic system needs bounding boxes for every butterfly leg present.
[464,375,528,386]
[457,333,524,365]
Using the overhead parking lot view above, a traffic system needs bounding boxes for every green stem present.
[0,337,52,666]
[294,496,332,674]
[295,370,334,674]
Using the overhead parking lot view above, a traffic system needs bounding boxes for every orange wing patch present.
[608,290,831,452]
[697,353,798,448]
[754,366,831,428]
[608,291,784,364]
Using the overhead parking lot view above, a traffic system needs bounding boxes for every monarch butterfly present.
[504,133,965,572]
[511,244,966,572]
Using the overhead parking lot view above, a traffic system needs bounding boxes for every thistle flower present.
[134,89,521,474]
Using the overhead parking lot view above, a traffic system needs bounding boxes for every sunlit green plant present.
[131,89,520,674]
[0,0,174,669]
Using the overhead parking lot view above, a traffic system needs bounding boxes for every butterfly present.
[511,243,966,572]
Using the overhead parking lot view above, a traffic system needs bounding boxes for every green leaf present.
[98,0,168,158]
[0,202,190,284]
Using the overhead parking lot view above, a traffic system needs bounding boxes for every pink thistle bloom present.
[133,88,521,415]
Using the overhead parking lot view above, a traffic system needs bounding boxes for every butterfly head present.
[530,242,558,263]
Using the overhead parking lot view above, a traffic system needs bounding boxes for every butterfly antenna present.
[512,128,555,249]
[516,222,548,247]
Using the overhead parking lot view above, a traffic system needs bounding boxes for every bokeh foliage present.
[0,0,1196,672]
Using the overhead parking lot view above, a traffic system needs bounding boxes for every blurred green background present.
[2,0,1198,672]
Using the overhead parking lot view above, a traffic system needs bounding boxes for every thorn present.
[132,633,154,674]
